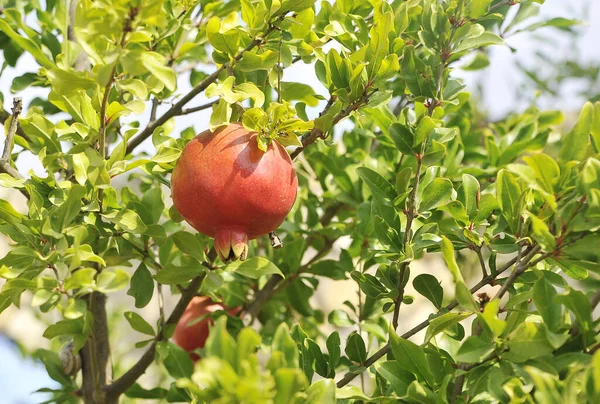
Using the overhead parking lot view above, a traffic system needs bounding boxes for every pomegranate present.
[173,296,240,361]
[171,123,298,261]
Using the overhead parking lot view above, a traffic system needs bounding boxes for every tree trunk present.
[80,292,113,403]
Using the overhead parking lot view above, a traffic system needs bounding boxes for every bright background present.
[0,0,598,402]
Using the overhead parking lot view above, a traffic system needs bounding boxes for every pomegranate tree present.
[171,123,298,262]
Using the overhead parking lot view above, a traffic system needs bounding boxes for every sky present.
[0,0,598,402]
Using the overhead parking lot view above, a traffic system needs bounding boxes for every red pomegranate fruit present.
[171,123,298,262]
[173,296,240,361]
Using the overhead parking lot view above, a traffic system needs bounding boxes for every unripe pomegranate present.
[173,296,240,361]
[171,123,298,261]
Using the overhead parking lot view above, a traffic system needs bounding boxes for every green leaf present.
[424,312,472,343]
[455,336,495,363]
[523,154,560,193]
[0,199,24,225]
[272,323,299,368]
[96,268,130,293]
[154,263,205,285]
[158,342,194,379]
[153,147,181,164]
[140,52,177,91]
[345,332,367,364]
[102,209,147,234]
[559,102,594,163]
[124,311,155,336]
[206,17,240,55]
[528,213,556,250]
[43,319,83,339]
[356,167,396,202]
[470,0,493,18]
[303,379,335,404]
[496,169,522,228]
[172,232,206,261]
[389,329,435,388]
[460,174,480,220]
[532,276,561,333]
[440,236,464,283]
[455,31,504,53]
[328,309,354,327]
[414,116,436,146]
[210,99,232,131]
[280,82,321,107]
[273,368,308,404]
[236,50,279,71]
[224,257,284,279]
[505,322,554,362]
[0,19,54,68]
[481,299,506,337]
[455,281,478,312]
[306,339,328,377]
[555,288,593,340]
[419,178,453,211]
[412,274,443,309]
[326,332,341,374]
[389,123,416,155]
[376,361,416,396]
[205,316,236,366]
[46,69,96,95]
[34,349,72,386]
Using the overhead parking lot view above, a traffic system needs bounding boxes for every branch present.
[473,245,489,278]
[336,245,541,388]
[180,99,218,115]
[0,105,28,142]
[290,87,377,160]
[1,98,23,172]
[243,204,342,322]
[125,19,284,155]
[0,99,29,198]
[106,274,206,399]
[80,291,111,403]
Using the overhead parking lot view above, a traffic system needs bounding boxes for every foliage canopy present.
[0,0,599,403]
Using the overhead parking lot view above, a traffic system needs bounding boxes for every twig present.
[179,99,218,115]
[106,274,206,399]
[490,0,513,13]
[494,241,531,300]
[0,109,28,141]
[392,264,408,329]
[149,97,159,122]
[336,245,541,388]
[290,88,375,160]
[1,98,22,163]
[474,245,489,278]
[126,17,285,155]
[0,99,28,198]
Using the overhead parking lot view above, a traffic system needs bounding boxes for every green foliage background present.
[0,0,599,403]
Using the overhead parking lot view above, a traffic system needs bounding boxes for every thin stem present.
[0,99,28,197]
[474,245,489,278]
[149,97,159,122]
[2,98,22,163]
[392,264,408,330]
[290,88,376,160]
[179,99,218,115]
[494,240,526,300]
